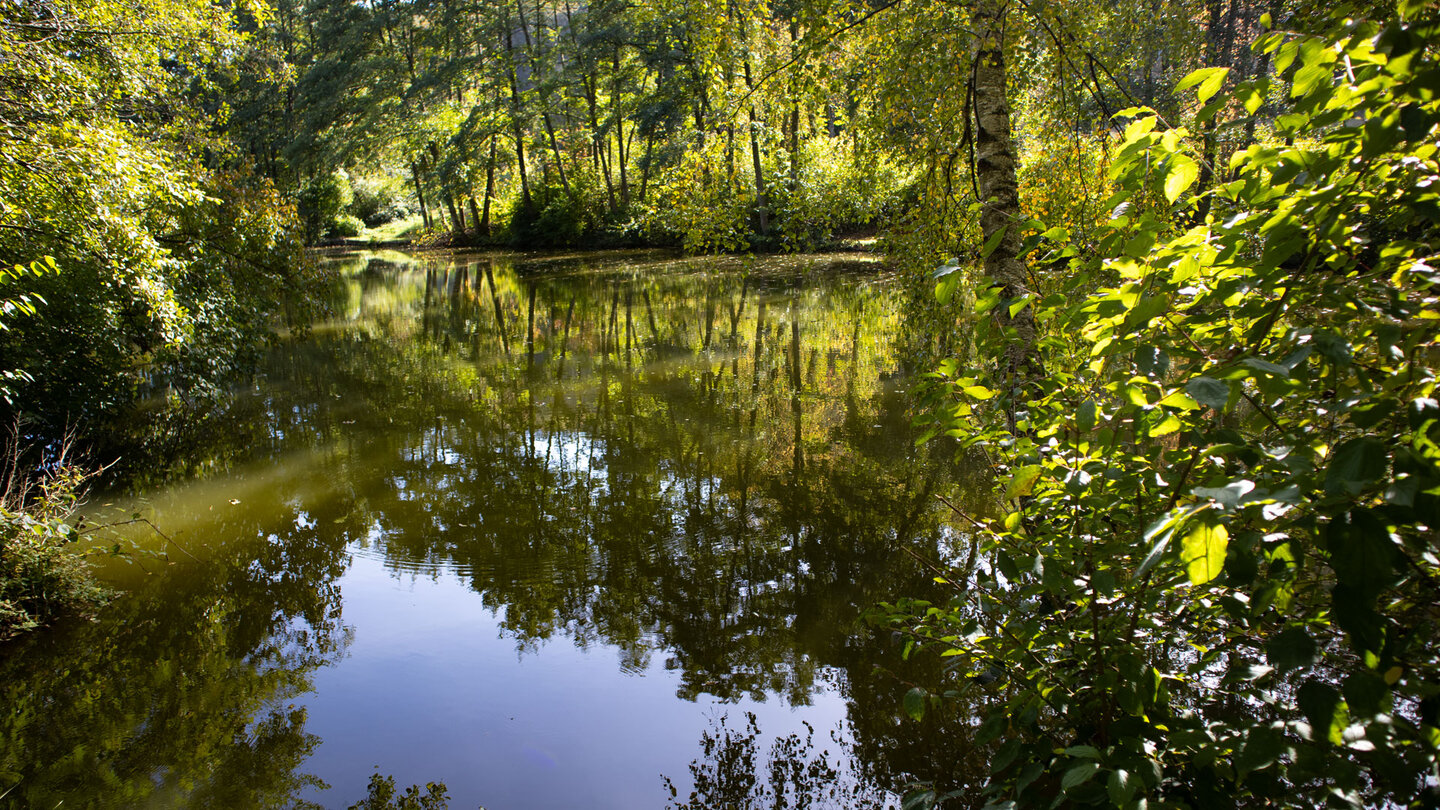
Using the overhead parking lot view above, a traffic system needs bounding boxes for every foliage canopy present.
[892,7,1440,808]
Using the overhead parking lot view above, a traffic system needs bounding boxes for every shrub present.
[0,449,108,640]
[895,13,1440,809]
[638,140,753,253]
[298,169,354,244]
[350,173,415,227]
[771,136,910,251]
[330,214,365,238]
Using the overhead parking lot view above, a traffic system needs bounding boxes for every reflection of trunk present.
[847,301,863,396]
[607,290,619,357]
[792,394,803,478]
[790,314,801,392]
[729,278,749,341]
[526,283,536,368]
[642,290,660,344]
[791,312,803,478]
[703,285,716,350]
[483,260,510,356]
[556,297,575,379]
[624,288,634,367]
[559,298,574,358]
[972,0,1037,387]
[751,301,766,393]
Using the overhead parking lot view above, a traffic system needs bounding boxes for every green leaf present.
[1298,680,1343,745]
[1192,480,1255,510]
[1326,510,1402,599]
[963,385,995,401]
[980,226,1008,259]
[1324,438,1388,496]
[1236,725,1285,776]
[1181,520,1228,585]
[1107,768,1135,806]
[1077,399,1097,433]
[1343,671,1389,719]
[1186,376,1229,410]
[1158,390,1199,410]
[1148,413,1181,437]
[1164,155,1200,203]
[1005,465,1044,500]
[934,258,963,278]
[1061,761,1100,791]
[1268,626,1318,671]
[1178,67,1230,104]
[903,687,926,721]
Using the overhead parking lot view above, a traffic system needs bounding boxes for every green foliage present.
[331,213,366,238]
[299,168,357,243]
[507,174,610,248]
[0,258,57,405]
[0,459,108,639]
[895,12,1440,809]
[638,141,755,253]
[347,773,451,810]
[769,136,911,251]
[0,0,326,442]
[349,173,415,227]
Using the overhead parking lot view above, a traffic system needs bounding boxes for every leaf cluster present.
[894,10,1440,809]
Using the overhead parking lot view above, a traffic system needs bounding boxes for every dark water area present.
[0,250,992,809]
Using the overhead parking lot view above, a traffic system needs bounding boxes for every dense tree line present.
[226,0,1298,255]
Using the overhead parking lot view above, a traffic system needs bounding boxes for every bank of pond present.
[2,249,995,808]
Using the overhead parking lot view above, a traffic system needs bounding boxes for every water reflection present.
[8,250,994,807]
[0,517,348,807]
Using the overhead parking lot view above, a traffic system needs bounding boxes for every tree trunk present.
[502,21,531,209]
[481,136,497,235]
[971,0,1037,385]
[615,48,630,209]
[411,161,432,230]
[742,59,769,236]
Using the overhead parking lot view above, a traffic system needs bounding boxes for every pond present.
[1,249,991,809]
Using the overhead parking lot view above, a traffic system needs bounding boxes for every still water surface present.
[1,250,986,808]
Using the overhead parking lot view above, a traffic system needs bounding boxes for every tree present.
[894,5,1440,807]
[0,0,323,441]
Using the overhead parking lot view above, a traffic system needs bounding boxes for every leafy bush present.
[1,454,108,640]
[638,140,754,253]
[331,214,365,238]
[349,173,415,227]
[347,774,451,810]
[895,11,1440,809]
[506,172,609,248]
[0,169,325,441]
[298,169,354,244]
[770,136,910,251]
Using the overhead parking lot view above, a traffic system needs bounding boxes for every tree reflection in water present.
[0,506,351,807]
[13,250,997,806]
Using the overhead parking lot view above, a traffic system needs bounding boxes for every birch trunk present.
[971,0,1037,383]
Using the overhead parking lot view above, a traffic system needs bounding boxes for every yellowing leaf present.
[1182,521,1228,585]
[1005,465,1044,500]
